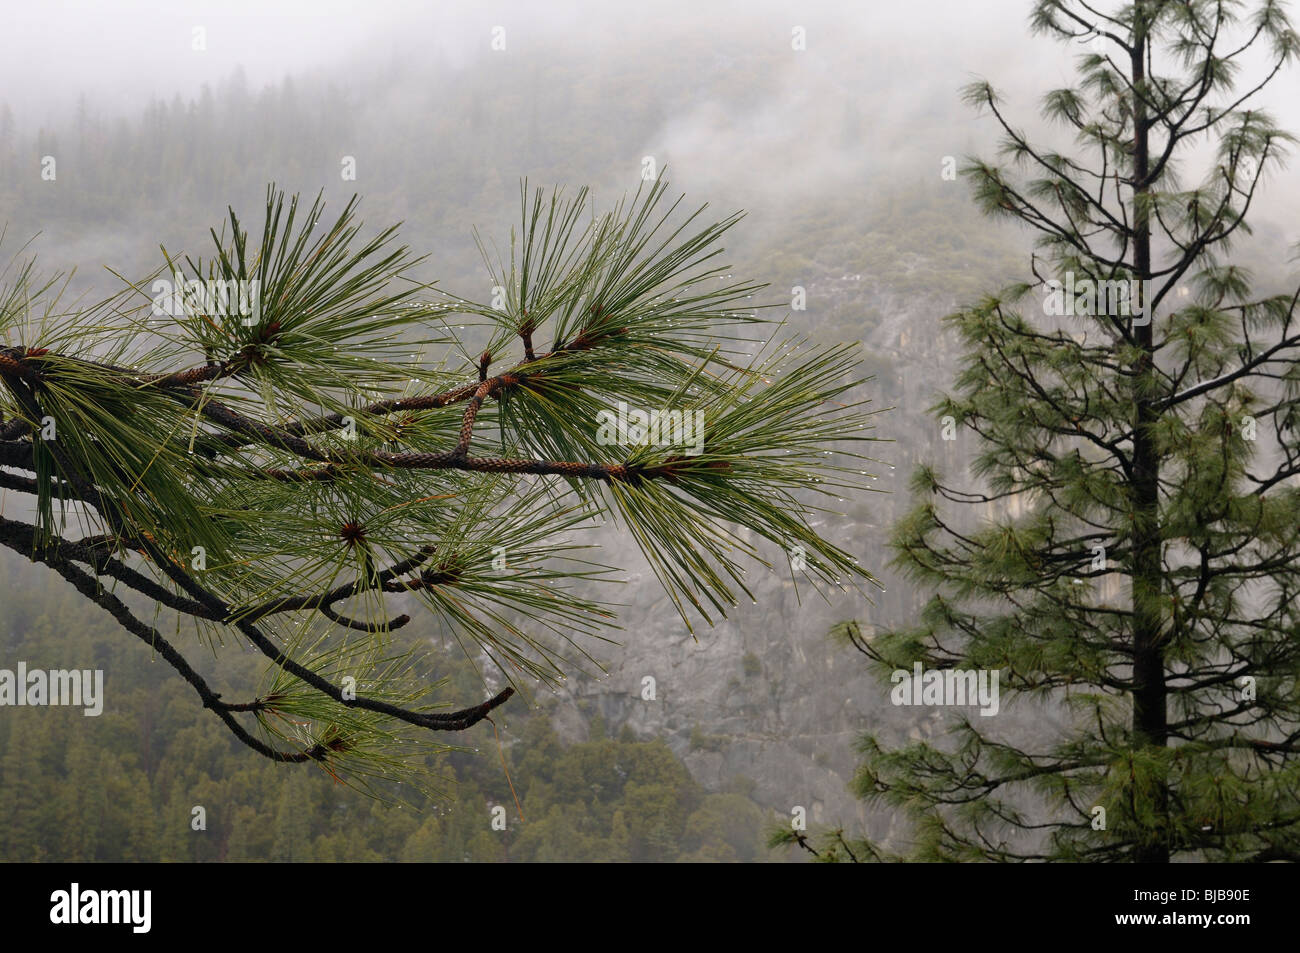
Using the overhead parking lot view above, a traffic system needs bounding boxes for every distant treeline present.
[0,551,772,862]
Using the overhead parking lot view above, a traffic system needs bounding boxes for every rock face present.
[548,281,971,840]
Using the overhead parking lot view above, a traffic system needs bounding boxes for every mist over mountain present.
[3,0,1300,863]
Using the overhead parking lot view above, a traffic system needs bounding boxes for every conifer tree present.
[793,0,1300,861]
[0,179,876,792]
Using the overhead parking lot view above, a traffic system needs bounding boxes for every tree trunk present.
[1130,9,1170,863]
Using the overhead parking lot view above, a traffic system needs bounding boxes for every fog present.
[3,0,1300,866]
[5,0,1297,288]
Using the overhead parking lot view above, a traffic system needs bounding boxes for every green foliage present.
[805,0,1300,863]
[0,171,877,789]
[0,554,768,862]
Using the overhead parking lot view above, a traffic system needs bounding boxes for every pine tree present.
[0,179,876,793]
[795,0,1300,862]
[270,774,313,862]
